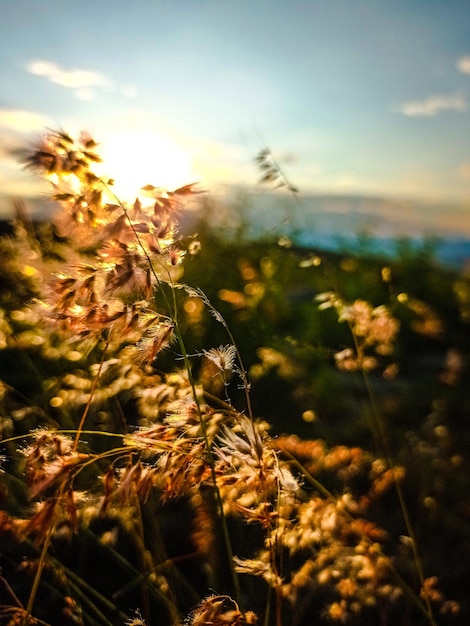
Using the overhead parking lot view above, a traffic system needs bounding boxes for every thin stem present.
[23,337,109,624]
[360,368,436,626]
[104,180,243,607]
[22,502,57,625]
[73,338,109,452]
[0,569,24,609]
[284,451,433,622]
[315,248,435,625]
[196,288,254,420]
[172,322,243,606]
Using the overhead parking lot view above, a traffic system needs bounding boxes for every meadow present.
[0,131,469,625]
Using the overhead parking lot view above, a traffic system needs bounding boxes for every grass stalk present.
[104,181,243,608]
[21,502,56,625]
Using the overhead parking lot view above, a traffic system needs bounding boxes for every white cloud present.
[26,59,138,102]
[27,59,109,92]
[27,60,56,77]
[0,108,50,132]
[457,55,470,75]
[397,94,467,117]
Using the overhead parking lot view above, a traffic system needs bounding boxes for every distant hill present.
[2,189,469,268]
[218,190,470,238]
[183,189,470,268]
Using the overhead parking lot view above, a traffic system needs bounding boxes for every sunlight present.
[98,128,195,201]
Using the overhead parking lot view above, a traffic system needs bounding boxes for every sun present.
[98,128,195,201]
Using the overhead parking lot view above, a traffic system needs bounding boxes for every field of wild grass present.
[0,130,469,626]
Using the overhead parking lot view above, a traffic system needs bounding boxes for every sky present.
[1,0,470,233]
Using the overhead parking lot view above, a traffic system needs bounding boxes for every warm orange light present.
[98,128,195,201]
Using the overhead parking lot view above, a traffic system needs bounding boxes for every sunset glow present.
[98,129,195,201]
[1,1,470,229]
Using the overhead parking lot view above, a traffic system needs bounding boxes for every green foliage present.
[0,130,469,626]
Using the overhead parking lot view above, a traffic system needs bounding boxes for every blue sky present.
[1,0,470,230]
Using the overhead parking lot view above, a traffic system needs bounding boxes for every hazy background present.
[1,0,470,240]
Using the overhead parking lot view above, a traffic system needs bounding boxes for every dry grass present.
[0,131,461,625]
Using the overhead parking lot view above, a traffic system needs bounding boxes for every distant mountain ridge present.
[232,191,470,239]
[2,190,469,268]
[183,190,470,268]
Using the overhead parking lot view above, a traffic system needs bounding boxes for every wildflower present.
[234,555,283,588]
[166,244,186,266]
[126,609,146,625]
[319,297,399,373]
[440,348,465,386]
[187,595,257,625]
[250,346,303,380]
[406,297,444,339]
[22,430,91,498]
[315,290,342,310]
[133,320,174,365]
[203,344,237,373]
[334,347,377,372]
[217,416,265,466]
[117,460,157,504]
[188,240,201,255]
